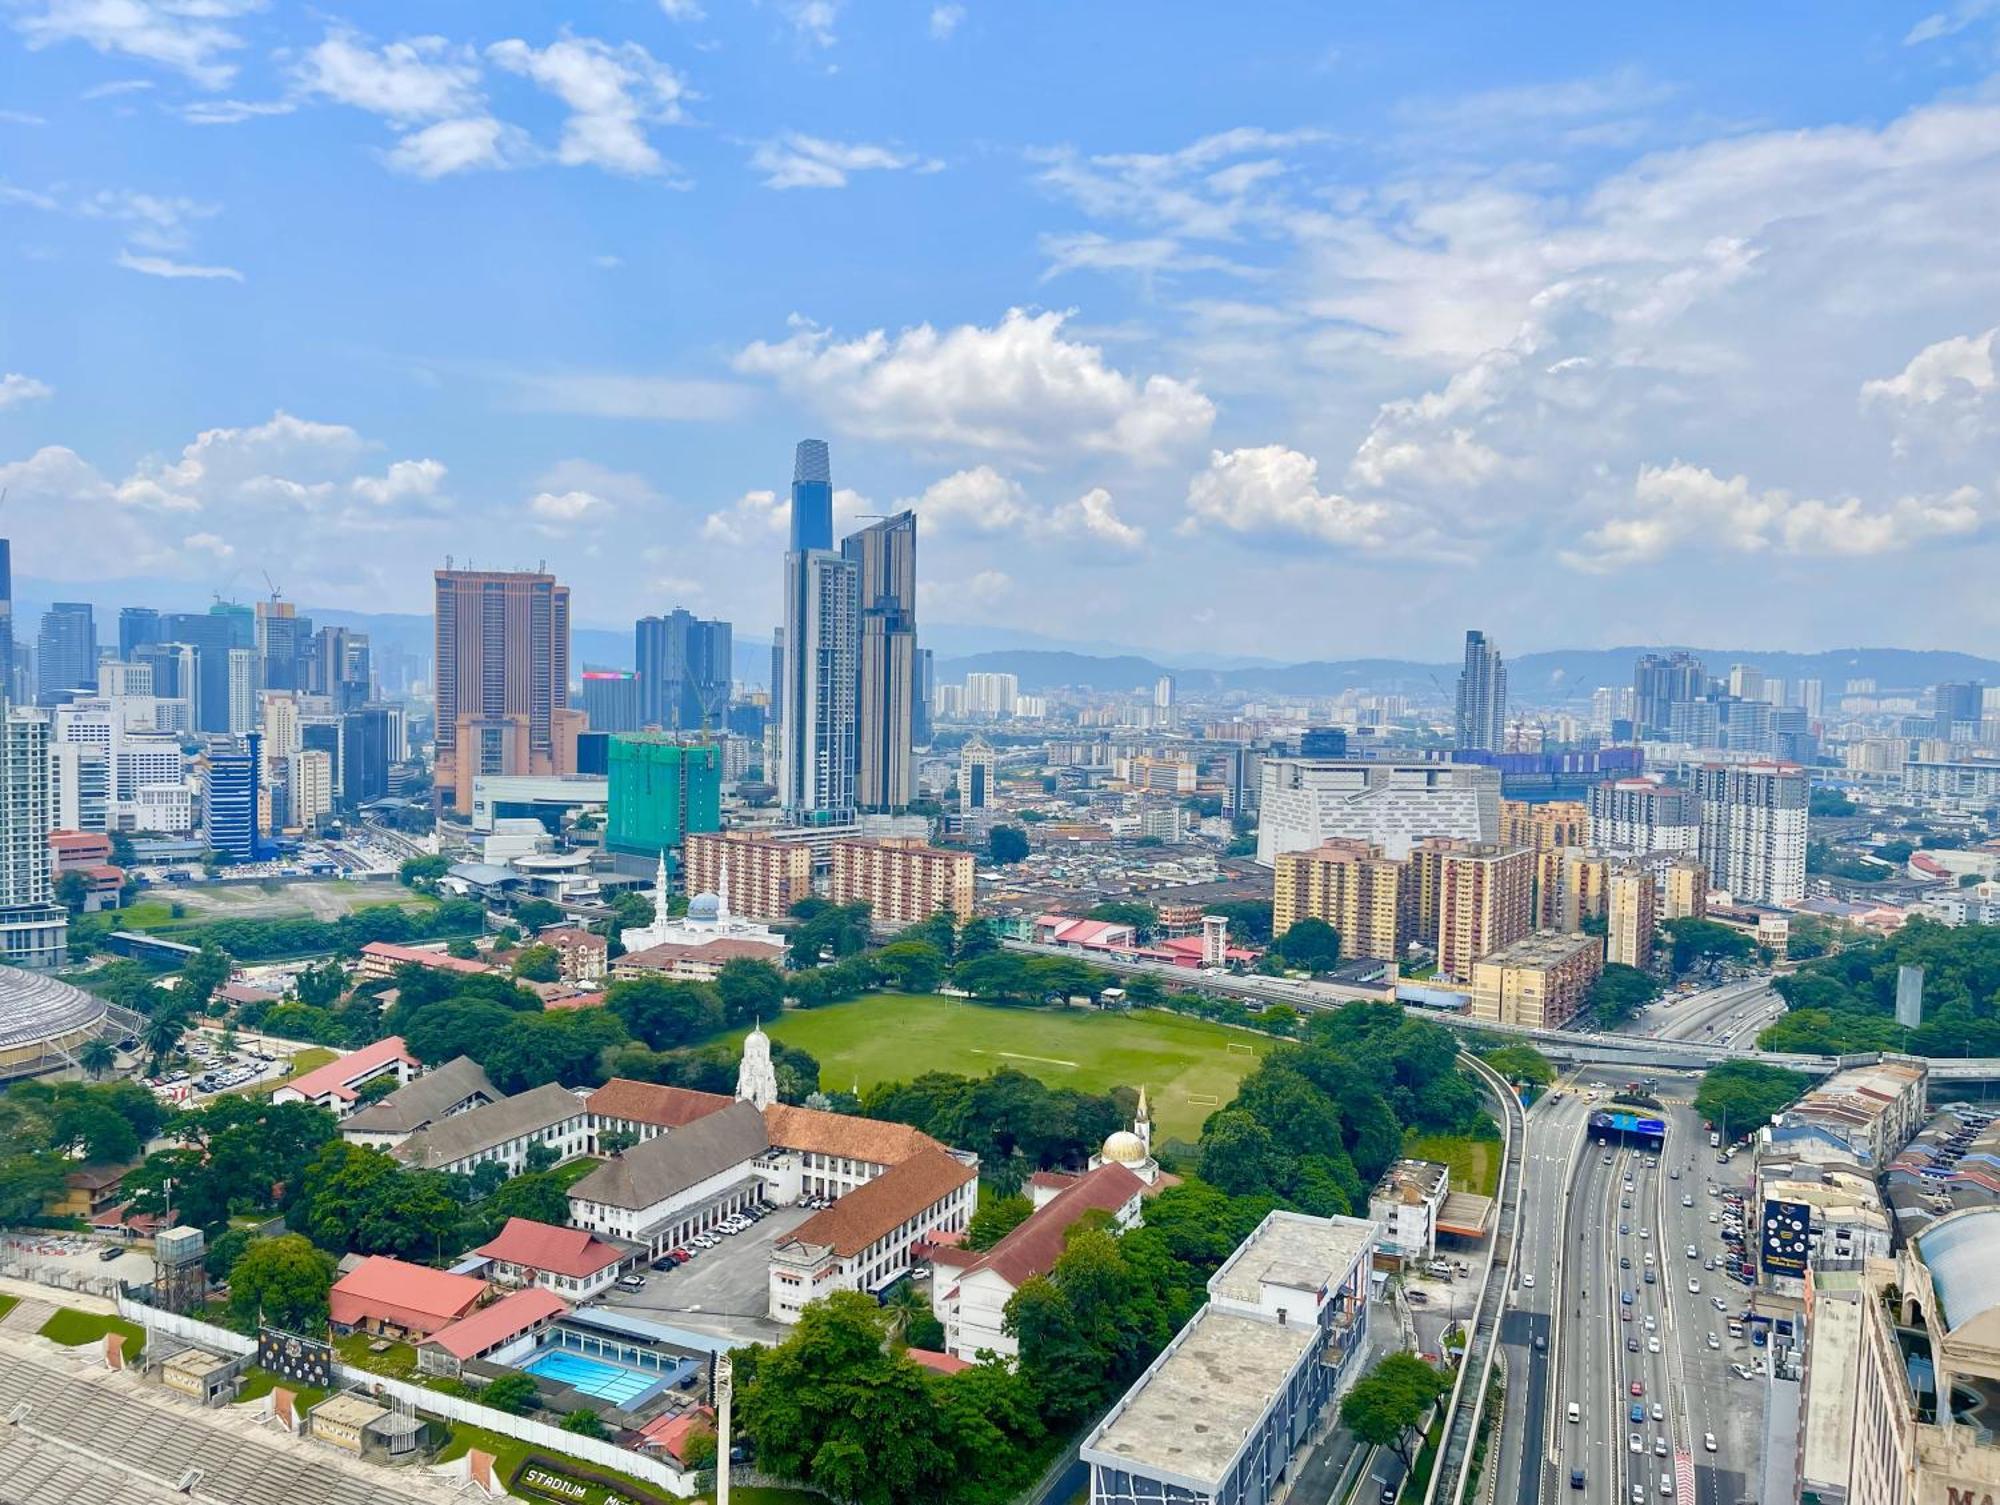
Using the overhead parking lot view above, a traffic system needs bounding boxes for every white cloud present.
[78,187,215,251]
[901,466,1145,552]
[1863,327,1997,407]
[116,249,244,281]
[80,77,154,99]
[12,0,258,89]
[0,109,46,125]
[1182,446,1397,549]
[528,489,608,523]
[294,30,483,123]
[1905,0,2000,44]
[488,36,688,177]
[0,373,53,409]
[1563,462,1990,571]
[0,412,453,592]
[750,133,940,190]
[784,0,838,48]
[1035,127,1329,243]
[735,308,1214,460]
[180,97,294,124]
[384,116,530,178]
[533,458,660,508]
[659,0,705,18]
[929,4,964,39]
[510,371,748,421]
[702,488,786,545]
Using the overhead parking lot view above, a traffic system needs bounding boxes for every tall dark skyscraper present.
[776,439,857,816]
[164,610,247,732]
[35,602,97,706]
[1632,651,1709,739]
[1454,629,1507,752]
[1934,680,1984,738]
[635,609,732,731]
[844,510,918,811]
[256,600,310,691]
[914,647,935,747]
[790,438,833,552]
[432,567,580,811]
[117,606,160,661]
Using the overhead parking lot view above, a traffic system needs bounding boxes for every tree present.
[965,1192,1034,1251]
[228,1234,337,1334]
[1809,788,1858,817]
[1208,900,1274,946]
[204,1225,257,1280]
[874,939,946,994]
[1197,1110,1283,1197]
[52,1098,139,1163]
[1586,963,1661,1026]
[1086,902,1158,940]
[1694,1060,1811,1141]
[142,1006,188,1073]
[514,898,564,931]
[714,957,786,1027]
[176,942,234,1012]
[987,826,1030,865]
[511,944,561,982]
[560,1409,607,1438]
[292,958,347,1009]
[1661,917,1755,979]
[1339,1354,1450,1469]
[54,869,90,914]
[608,976,723,1050]
[79,1037,117,1080]
[1479,1044,1555,1087]
[481,1372,538,1415]
[399,853,451,889]
[354,1073,400,1104]
[1275,917,1341,973]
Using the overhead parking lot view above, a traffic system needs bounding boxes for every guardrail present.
[1423,1053,1525,1505]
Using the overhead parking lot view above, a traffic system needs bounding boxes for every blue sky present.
[6,1,2000,660]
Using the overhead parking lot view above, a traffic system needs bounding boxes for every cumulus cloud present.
[12,0,259,89]
[0,412,453,590]
[929,4,964,39]
[294,30,483,123]
[0,373,53,409]
[735,308,1214,461]
[528,490,608,524]
[1182,446,1397,550]
[385,116,531,179]
[783,0,839,48]
[1563,462,1990,571]
[750,133,940,190]
[901,466,1145,552]
[488,36,688,177]
[701,488,787,545]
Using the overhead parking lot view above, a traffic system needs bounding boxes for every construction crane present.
[261,569,283,603]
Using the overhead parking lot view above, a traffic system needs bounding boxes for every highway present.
[1543,1073,1766,1505]
[1613,978,1787,1047]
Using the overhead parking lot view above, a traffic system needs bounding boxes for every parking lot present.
[595,1202,817,1348]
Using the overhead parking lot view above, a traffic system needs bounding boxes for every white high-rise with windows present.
[1454,630,1506,752]
[1692,761,1808,905]
[0,703,66,969]
[963,672,1019,719]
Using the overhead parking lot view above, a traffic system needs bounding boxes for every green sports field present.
[740,993,1272,1141]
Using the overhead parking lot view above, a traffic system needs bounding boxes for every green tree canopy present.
[1339,1353,1451,1468]
[1586,962,1662,1026]
[228,1234,337,1334]
[1693,1060,1811,1141]
[1274,917,1342,972]
[987,826,1030,865]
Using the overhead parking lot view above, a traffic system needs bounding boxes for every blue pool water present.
[523,1347,657,1406]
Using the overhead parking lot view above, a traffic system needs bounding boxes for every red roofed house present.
[536,927,609,984]
[355,942,494,982]
[328,1256,487,1340]
[471,1217,627,1300]
[416,1286,569,1379]
[635,1406,716,1464]
[932,1162,1144,1361]
[585,1077,735,1153]
[270,1035,418,1117]
[1033,914,1138,951]
[49,832,124,911]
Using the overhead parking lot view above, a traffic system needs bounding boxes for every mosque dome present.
[688,892,721,921]
[1101,1130,1149,1166]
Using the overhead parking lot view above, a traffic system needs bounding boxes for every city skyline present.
[6,5,2000,655]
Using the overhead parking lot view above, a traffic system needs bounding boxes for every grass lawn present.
[1403,1131,1500,1198]
[737,994,1271,1140]
[232,1366,329,1411]
[0,1294,16,1322]
[335,1331,419,1379]
[39,1307,147,1362]
[437,1419,678,1505]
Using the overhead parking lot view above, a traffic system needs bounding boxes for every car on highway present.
[1621,1223,1630,1235]
[1647,1336,1660,1353]
[1622,1289,1635,1305]
[1523,1273,1534,1288]
[1571,1468,1586,1490]
[1654,1437,1667,1456]
[1629,1433,1643,1454]
[1689,1279,1701,1294]
[1652,1402,1664,1422]
[1631,1380,1645,1397]
[1703,1257,1715,1270]
[1621,1197,1633,1209]
[1640,1227,1651,1239]
[1704,1433,1717,1452]
[1686,1243,1699,1258]
[1627,1336,1640,1352]
[1708,1333,1721,1348]
[1682,1194,1695,1207]
[1621,1255,1631,1269]
[1713,1296,1731,1313]
[1645,1270,1656,1284]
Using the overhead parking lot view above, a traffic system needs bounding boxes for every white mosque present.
[619,851,785,959]
[1090,1087,1161,1186]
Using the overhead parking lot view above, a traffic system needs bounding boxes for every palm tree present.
[143,1007,189,1075]
[79,1038,117,1080]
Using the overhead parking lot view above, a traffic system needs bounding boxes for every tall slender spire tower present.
[775,440,857,818]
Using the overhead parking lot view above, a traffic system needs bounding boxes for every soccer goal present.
[1189,1092,1221,1107]
[1225,1041,1256,1055]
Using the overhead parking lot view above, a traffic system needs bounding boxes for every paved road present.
[1613,978,1785,1046]
[1548,1073,1767,1505]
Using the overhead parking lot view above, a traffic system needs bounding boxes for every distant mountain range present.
[15,575,1996,701]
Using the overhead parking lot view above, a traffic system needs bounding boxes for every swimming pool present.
[523,1347,657,1406]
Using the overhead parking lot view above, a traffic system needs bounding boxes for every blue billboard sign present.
[1591,1109,1666,1137]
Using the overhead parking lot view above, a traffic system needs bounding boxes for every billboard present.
[257,1326,333,1390]
[1761,1198,1812,1277]
[1590,1109,1667,1138]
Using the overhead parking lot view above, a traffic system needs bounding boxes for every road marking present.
[966,1048,1080,1067]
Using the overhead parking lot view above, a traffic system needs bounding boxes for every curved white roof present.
[1916,1207,2000,1332]
[0,966,108,1051]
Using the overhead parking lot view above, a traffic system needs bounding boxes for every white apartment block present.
[768,1148,976,1323]
[1692,761,1807,905]
[1257,758,1500,863]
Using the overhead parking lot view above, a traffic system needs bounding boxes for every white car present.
[1704,1432,1717,1453]
[1639,1227,1651,1240]
[1687,1244,1699,1258]
[1712,1296,1729,1312]
[1523,1273,1535,1288]
[1629,1433,1644,1454]
[1706,1333,1721,1349]
[1689,1279,1701,1294]
[1653,1437,1667,1457]
[1647,1337,1660,1354]
[1644,1314,1657,1332]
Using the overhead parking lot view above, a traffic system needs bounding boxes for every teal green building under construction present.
[606,736,722,858]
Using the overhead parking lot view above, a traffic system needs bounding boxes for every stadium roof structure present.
[0,965,111,1080]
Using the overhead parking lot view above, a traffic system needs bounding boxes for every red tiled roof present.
[617,938,783,970]
[422,1286,568,1361]
[538,927,606,950]
[545,991,607,1012]
[961,1163,1143,1291]
[472,1218,622,1279]
[328,1256,486,1334]
[907,1348,971,1374]
[637,1406,715,1461]
[763,1103,945,1167]
[50,831,111,853]
[586,1077,736,1130]
[280,1036,416,1104]
[780,1148,975,1259]
[361,942,492,975]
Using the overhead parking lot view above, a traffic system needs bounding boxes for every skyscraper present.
[959,735,994,811]
[0,700,66,968]
[1632,651,1709,738]
[35,602,97,706]
[1691,761,1807,905]
[0,540,13,705]
[203,732,265,863]
[432,567,582,811]
[635,609,732,731]
[1454,629,1506,752]
[255,599,309,692]
[1934,681,1984,739]
[582,668,643,734]
[914,648,935,748]
[775,441,858,818]
[164,609,250,733]
[117,606,160,662]
[844,509,917,812]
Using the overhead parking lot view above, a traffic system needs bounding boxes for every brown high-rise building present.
[1499,798,1587,851]
[1421,840,1534,982]
[684,831,814,921]
[830,837,974,926]
[1606,861,1658,970]
[1273,839,1416,963]
[432,568,583,811]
